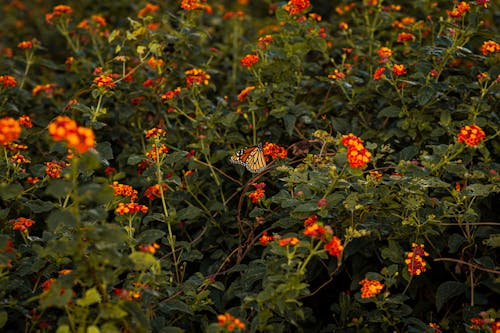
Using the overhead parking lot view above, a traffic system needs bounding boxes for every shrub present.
[0,0,499,332]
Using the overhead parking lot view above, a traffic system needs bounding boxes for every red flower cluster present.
[341,133,372,169]
[283,0,311,15]
[457,124,486,147]
[0,75,17,88]
[447,1,470,18]
[263,142,287,159]
[259,231,274,246]
[144,183,167,200]
[185,68,210,86]
[11,217,35,232]
[405,243,429,276]
[240,54,259,68]
[248,182,266,203]
[45,5,73,24]
[111,181,138,202]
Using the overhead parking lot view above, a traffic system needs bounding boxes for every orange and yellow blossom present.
[279,237,300,246]
[405,243,429,276]
[112,182,139,202]
[359,278,384,298]
[259,231,274,246]
[217,312,245,332]
[180,0,212,13]
[392,64,407,76]
[45,5,73,24]
[48,116,95,154]
[457,125,486,147]
[138,3,160,17]
[263,142,287,159]
[45,161,69,178]
[479,40,500,56]
[237,86,255,101]
[185,68,210,86]
[115,202,148,215]
[283,0,310,15]
[240,54,259,68]
[324,236,343,257]
[0,117,21,146]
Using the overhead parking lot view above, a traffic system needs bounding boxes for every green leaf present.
[129,252,158,270]
[56,325,71,333]
[283,114,296,136]
[100,303,128,319]
[46,210,77,232]
[0,182,23,200]
[45,179,72,199]
[159,300,194,316]
[87,326,100,333]
[436,281,464,311]
[137,229,166,244]
[463,184,495,197]
[448,233,466,253]
[96,141,114,160]
[377,106,400,118]
[483,234,500,248]
[127,154,146,165]
[417,85,435,106]
[0,311,7,328]
[25,199,54,213]
[76,288,102,307]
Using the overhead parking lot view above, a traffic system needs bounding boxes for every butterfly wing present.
[230,143,267,173]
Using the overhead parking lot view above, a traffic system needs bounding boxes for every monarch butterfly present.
[229,143,267,173]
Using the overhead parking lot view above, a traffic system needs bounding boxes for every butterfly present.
[229,143,267,173]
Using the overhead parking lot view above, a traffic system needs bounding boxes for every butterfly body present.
[229,143,267,173]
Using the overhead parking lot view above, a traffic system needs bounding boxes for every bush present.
[0,0,499,332]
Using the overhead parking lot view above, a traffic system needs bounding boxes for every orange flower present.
[180,0,212,13]
[257,35,273,49]
[249,188,265,203]
[144,183,167,200]
[338,22,349,30]
[32,83,57,97]
[396,32,415,42]
[145,128,166,139]
[138,243,160,254]
[324,236,343,257]
[46,5,73,24]
[278,237,300,246]
[146,143,169,161]
[11,217,35,232]
[341,133,364,147]
[479,40,500,56]
[161,87,182,101]
[17,40,33,49]
[259,231,274,246]
[185,68,210,86]
[377,47,392,63]
[328,69,346,80]
[304,215,317,226]
[146,57,164,70]
[240,54,259,68]
[457,124,486,147]
[11,153,30,164]
[263,142,287,159]
[0,75,17,88]
[114,288,141,300]
[93,74,116,89]
[115,202,148,215]
[346,145,372,169]
[0,117,21,146]
[392,64,407,76]
[359,278,384,298]
[405,243,429,276]
[19,115,32,128]
[283,0,310,15]
[48,116,95,154]
[138,3,160,17]
[45,161,68,178]
[237,86,255,101]
[303,223,326,239]
[447,1,470,18]
[217,313,245,332]
[373,67,386,80]
[112,182,138,202]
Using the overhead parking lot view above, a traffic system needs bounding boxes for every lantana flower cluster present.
[405,243,429,276]
[341,133,372,169]
[48,116,95,154]
[457,124,486,147]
